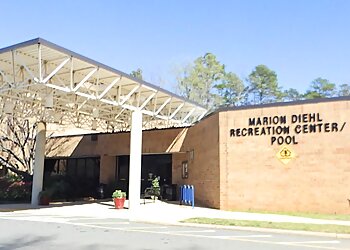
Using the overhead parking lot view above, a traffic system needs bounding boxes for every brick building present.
[46,96,350,214]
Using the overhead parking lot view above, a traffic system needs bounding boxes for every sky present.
[1,0,350,93]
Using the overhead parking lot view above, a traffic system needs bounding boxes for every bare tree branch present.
[0,115,36,180]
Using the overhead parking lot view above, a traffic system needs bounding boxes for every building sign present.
[182,161,188,179]
[230,112,346,145]
[276,146,295,164]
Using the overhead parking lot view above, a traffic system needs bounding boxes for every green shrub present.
[151,177,160,196]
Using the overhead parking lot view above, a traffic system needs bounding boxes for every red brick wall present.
[174,114,221,208]
[219,99,350,213]
[48,98,350,213]
[52,115,221,208]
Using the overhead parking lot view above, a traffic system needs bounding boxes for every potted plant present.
[112,189,126,209]
[38,190,51,205]
[151,177,161,200]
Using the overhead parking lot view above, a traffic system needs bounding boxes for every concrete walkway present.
[1,200,350,227]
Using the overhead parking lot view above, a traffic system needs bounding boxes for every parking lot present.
[1,209,350,250]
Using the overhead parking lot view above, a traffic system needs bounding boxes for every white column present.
[128,110,142,211]
[31,121,46,205]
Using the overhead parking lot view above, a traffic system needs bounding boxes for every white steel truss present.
[0,38,207,132]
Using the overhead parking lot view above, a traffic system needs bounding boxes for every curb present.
[0,208,30,212]
[2,202,350,239]
[122,218,350,239]
[177,222,350,239]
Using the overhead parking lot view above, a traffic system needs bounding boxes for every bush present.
[0,175,32,202]
[44,175,72,201]
[7,181,31,201]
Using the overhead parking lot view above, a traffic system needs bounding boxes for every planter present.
[113,197,125,209]
[39,196,50,206]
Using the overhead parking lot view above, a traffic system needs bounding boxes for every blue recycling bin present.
[179,185,194,208]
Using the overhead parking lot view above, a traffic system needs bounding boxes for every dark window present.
[116,154,172,196]
[44,157,100,200]
[86,158,96,178]
[58,159,67,175]
[67,159,77,176]
[77,159,86,177]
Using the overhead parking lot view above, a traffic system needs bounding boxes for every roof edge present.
[216,95,350,113]
[0,37,207,110]
[201,96,350,120]
[49,125,190,139]
[0,37,40,54]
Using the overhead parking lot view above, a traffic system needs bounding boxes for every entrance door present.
[116,154,172,195]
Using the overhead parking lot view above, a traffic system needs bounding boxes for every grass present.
[231,210,350,221]
[183,218,350,234]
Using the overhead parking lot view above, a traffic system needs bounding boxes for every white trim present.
[0,39,208,132]
[155,97,171,115]
[97,77,121,99]
[42,57,70,84]
[120,85,140,105]
[182,108,196,123]
[169,102,185,119]
[139,92,156,110]
[72,67,97,92]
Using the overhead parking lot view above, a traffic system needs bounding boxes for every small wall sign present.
[276,146,295,164]
[182,161,188,179]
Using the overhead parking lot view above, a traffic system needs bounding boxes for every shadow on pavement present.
[0,235,54,250]
[0,198,113,212]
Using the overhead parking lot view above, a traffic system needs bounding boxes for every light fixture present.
[189,149,194,162]
[92,108,99,118]
[53,113,61,124]
[45,91,54,109]
[92,119,97,130]
[4,101,14,114]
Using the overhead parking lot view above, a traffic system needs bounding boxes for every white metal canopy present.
[0,38,207,131]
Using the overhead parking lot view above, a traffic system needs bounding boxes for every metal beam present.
[0,69,11,87]
[97,76,121,99]
[120,85,140,105]
[0,39,208,132]
[198,110,208,121]
[115,108,126,119]
[14,52,37,81]
[38,44,42,82]
[182,108,196,123]
[169,102,185,120]
[42,57,70,84]
[139,91,156,110]
[11,50,16,85]
[72,67,97,92]
[155,97,171,115]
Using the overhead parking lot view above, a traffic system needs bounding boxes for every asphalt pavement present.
[1,213,350,250]
[1,199,350,245]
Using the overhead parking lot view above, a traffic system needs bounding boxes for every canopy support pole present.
[31,121,46,206]
[128,110,142,212]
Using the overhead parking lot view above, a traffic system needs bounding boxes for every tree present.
[247,65,282,104]
[0,116,36,181]
[175,63,193,100]
[215,72,246,106]
[304,78,336,99]
[176,53,225,108]
[283,88,303,102]
[338,83,350,96]
[0,116,67,181]
[130,68,143,80]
